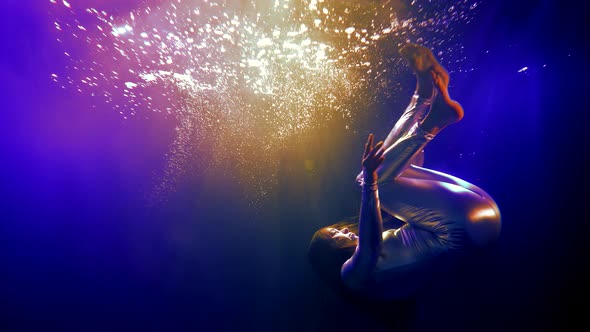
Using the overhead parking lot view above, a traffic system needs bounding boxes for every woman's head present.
[307,220,359,285]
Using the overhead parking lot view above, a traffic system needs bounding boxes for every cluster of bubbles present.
[49,0,481,205]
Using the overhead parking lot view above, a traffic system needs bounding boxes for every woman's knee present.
[462,198,502,247]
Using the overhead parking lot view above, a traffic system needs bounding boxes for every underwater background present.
[1,0,588,331]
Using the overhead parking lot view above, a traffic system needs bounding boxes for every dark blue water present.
[1,1,588,331]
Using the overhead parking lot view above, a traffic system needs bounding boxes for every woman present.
[308,44,502,300]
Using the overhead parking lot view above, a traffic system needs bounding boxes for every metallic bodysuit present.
[353,92,502,299]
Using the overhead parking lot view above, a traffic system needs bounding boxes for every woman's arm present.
[341,134,385,290]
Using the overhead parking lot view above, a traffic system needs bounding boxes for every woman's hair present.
[307,216,359,286]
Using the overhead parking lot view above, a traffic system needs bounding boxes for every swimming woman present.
[308,43,502,300]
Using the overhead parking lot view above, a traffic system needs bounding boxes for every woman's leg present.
[381,44,438,151]
[374,44,501,231]
[398,165,502,232]
[355,45,437,185]
[379,176,502,248]
[400,165,497,205]
[389,55,499,216]
[376,46,500,247]
[362,44,463,185]
[373,64,464,183]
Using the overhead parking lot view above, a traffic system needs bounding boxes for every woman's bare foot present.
[419,64,464,135]
[399,43,463,134]
[399,43,438,98]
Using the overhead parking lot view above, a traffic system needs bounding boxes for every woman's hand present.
[361,134,385,183]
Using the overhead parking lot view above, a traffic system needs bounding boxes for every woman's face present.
[326,227,358,245]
